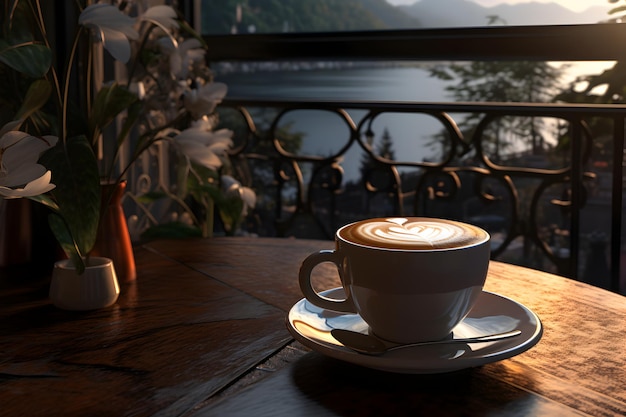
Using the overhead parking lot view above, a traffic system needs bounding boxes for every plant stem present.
[31,0,63,124]
[204,196,214,238]
[61,27,83,143]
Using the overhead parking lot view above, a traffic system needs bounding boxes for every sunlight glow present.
[386,0,610,13]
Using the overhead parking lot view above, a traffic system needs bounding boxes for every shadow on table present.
[290,353,538,416]
[201,351,576,416]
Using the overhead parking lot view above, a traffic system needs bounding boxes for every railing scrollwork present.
[218,98,625,293]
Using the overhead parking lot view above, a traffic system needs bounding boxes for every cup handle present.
[299,249,356,313]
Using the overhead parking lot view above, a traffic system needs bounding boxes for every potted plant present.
[0,1,131,308]
[0,1,253,309]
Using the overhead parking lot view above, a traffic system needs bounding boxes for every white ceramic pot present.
[49,257,120,310]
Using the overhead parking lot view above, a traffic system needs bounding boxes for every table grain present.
[1,237,625,416]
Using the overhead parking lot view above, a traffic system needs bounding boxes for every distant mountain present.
[398,0,610,27]
[201,0,610,35]
[357,0,424,29]
[201,0,422,34]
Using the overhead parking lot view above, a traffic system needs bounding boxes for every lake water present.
[215,62,614,180]
[216,65,454,101]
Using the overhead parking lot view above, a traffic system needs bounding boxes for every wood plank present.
[0,247,290,416]
[194,351,586,417]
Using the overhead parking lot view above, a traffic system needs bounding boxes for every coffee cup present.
[298,217,491,343]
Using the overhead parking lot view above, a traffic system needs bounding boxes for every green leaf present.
[188,179,222,202]
[218,196,244,235]
[0,40,52,78]
[14,79,52,123]
[89,83,139,138]
[28,193,59,212]
[39,136,101,259]
[609,5,626,14]
[48,212,85,274]
[136,191,168,203]
[116,99,142,149]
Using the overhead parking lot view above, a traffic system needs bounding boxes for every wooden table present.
[1,237,625,416]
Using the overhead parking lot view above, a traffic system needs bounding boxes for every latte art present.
[339,217,488,249]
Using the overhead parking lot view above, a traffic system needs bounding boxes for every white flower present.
[178,211,194,226]
[0,171,55,199]
[183,82,228,119]
[174,123,233,170]
[163,38,206,79]
[221,175,256,215]
[0,132,57,198]
[129,81,146,100]
[140,5,178,32]
[0,120,21,137]
[79,4,139,63]
[189,116,218,132]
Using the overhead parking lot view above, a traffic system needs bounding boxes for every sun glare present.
[388,0,610,14]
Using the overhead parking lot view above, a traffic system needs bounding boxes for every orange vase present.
[91,180,136,283]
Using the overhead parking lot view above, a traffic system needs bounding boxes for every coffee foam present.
[339,217,488,250]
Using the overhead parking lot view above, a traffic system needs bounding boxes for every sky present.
[386,0,610,13]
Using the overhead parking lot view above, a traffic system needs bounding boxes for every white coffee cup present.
[298,217,491,343]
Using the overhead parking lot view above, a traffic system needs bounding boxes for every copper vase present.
[91,180,136,283]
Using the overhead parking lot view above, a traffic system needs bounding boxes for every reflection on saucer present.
[287,289,542,374]
[292,320,335,346]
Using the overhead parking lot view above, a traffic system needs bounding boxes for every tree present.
[356,127,399,215]
[555,0,626,108]
[429,60,564,162]
[359,127,396,180]
[553,0,626,158]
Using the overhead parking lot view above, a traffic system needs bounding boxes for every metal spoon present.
[331,328,522,355]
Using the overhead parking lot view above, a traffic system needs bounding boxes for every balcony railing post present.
[611,116,624,293]
[569,119,583,280]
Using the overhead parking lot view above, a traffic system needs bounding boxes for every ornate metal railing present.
[173,23,626,294]
[219,98,625,294]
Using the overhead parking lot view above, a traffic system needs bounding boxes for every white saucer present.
[287,288,542,374]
